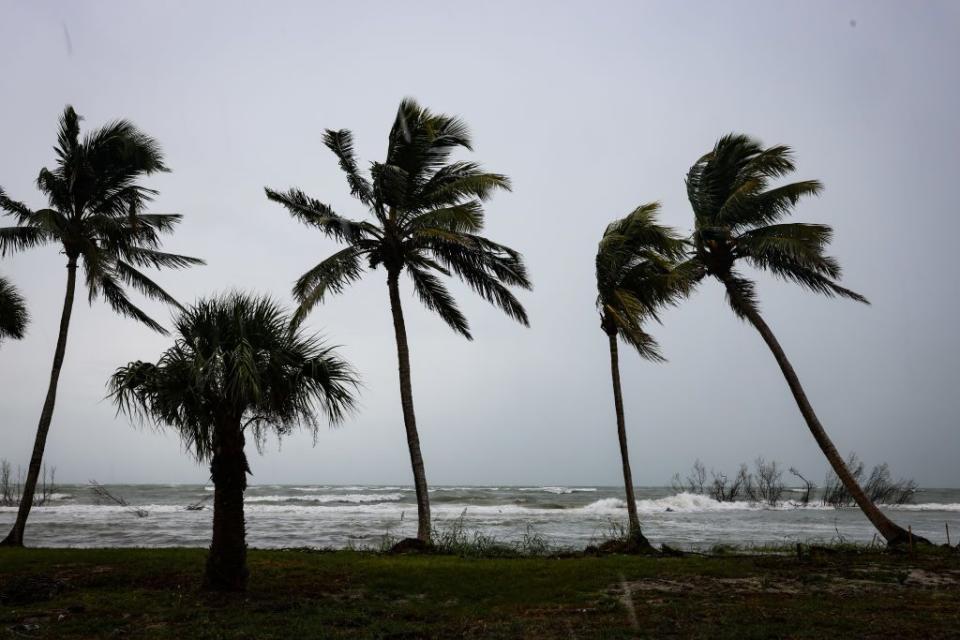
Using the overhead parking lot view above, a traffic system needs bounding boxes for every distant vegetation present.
[671,454,917,507]
[0,459,56,508]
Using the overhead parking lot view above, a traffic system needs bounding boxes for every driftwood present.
[88,481,149,518]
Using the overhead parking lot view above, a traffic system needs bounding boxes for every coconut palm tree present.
[266,98,531,545]
[0,106,203,546]
[0,276,28,343]
[109,293,358,591]
[596,203,688,548]
[685,133,915,545]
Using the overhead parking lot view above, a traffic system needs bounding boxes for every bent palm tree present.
[267,98,531,544]
[596,203,688,547]
[0,106,203,546]
[685,133,914,545]
[0,276,28,343]
[109,293,358,591]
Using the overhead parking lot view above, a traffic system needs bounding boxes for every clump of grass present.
[584,521,658,556]
[428,510,554,558]
[376,509,567,558]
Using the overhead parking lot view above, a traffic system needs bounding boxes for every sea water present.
[2,485,957,550]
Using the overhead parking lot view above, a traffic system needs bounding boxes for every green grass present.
[1,546,958,638]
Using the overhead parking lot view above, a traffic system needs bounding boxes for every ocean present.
[2,485,958,550]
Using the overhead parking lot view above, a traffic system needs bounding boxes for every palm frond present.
[407,267,471,339]
[265,187,373,243]
[720,271,760,319]
[406,201,485,233]
[291,246,367,326]
[95,270,167,333]
[0,276,29,341]
[756,258,868,303]
[736,223,839,276]
[604,305,665,362]
[0,225,50,256]
[417,162,511,208]
[0,188,36,223]
[720,181,822,229]
[121,247,205,270]
[323,129,373,205]
[115,261,183,309]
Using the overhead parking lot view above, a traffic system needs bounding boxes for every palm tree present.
[685,133,916,545]
[0,106,203,547]
[596,203,688,549]
[109,293,358,591]
[267,98,531,545]
[0,276,28,343]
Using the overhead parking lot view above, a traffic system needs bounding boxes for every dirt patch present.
[904,569,960,587]
[616,566,960,599]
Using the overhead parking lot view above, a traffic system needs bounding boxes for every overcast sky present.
[1,1,958,488]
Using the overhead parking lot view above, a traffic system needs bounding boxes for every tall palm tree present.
[596,203,688,548]
[0,276,28,343]
[109,293,358,591]
[0,106,203,547]
[267,98,531,545]
[685,133,915,545]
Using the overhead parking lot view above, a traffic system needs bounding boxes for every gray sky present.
[1,1,958,488]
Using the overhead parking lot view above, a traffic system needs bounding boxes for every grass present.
[1,545,958,638]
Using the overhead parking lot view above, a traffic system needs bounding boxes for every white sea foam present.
[579,493,837,515]
[245,493,404,504]
[890,502,960,512]
[518,487,598,494]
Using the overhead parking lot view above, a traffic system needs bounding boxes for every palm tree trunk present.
[721,276,916,545]
[204,418,249,592]
[607,331,647,543]
[387,270,431,543]
[2,255,78,547]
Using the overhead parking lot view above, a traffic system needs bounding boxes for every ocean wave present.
[518,487,597,494]
[245,493,404,504]
[288,486,411,493]
[578,493,831,515]
[890,502,960,512]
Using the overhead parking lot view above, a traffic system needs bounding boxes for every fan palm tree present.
[596,203,688,548]
[0,106,203,547]
[109,293,358,591]
[0,276,28,343]
[685,133,915,545]
[266,98,531,544]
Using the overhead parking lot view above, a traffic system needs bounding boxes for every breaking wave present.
[245,493,404,504]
